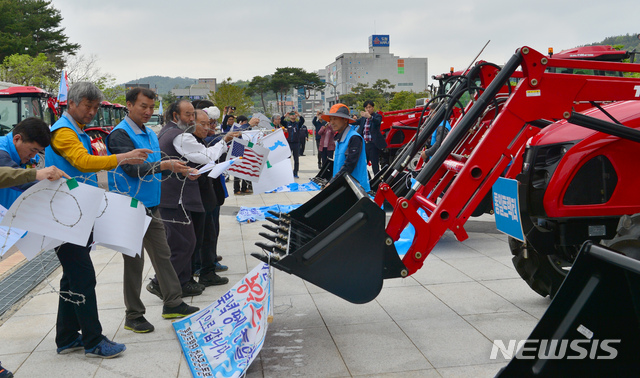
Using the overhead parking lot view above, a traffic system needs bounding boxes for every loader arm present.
[254,46,640,303]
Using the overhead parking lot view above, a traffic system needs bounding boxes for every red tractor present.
[0,85,56,135]
[253,45,640,304]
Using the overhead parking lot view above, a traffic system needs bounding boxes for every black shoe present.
[216,255,223,262]
[146,280,163,300]
[181,281,203,297]
[162,302,200,319]
[199,272,229,287]
[189,278,206,291]
[124,316,155,333]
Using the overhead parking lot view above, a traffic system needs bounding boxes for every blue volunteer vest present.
[0,132,39,208]
[107,119,162,208]
[333,125,370,192]
[45,113,98,186]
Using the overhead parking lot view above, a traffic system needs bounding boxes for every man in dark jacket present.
[354,100,386,174]
[281,110,305,178]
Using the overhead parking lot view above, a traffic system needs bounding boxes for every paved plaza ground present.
[0,145,551,377]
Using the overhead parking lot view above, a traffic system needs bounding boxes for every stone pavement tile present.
[93,339,184,378]
[375,285,456,322]
[381,276,420,289]
[430,236,485,261]
[269,270,310,297]
[90,247,120,266]
[260,326,350,378]
[411,257,474,285]
[244,355,264,377]
[329,322,433,376]
[461,232,510,258]
[463,311,539,347]
[427,281,520,316]
[351,369,441,378]
[312,292,391,327]
[437,362,507,377]
[14,350,102,378]
[444,256,520,281]
[218,240,246,257]
[0,313,55,354]
[397,315,494,369]
[480,279,551,319]
[94,261,125,284]
[95,281,125,311]
[10,289,59,317]
[270,294,324,330]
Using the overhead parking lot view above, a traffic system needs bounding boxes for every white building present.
[324,35,428,108]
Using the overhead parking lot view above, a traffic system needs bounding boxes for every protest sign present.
[173,263,272,378]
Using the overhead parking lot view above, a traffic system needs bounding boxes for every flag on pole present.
[257,128,290,165]
[57,71,68,103]
[226,138,269,181]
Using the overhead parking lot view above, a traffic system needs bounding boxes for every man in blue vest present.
[107,88,200,333]
[322,103,370,192]
[46,82,151,358]
[0,117,51,208]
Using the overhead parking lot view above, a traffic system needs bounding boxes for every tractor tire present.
[602,214,640,260]
[509,237,567,299]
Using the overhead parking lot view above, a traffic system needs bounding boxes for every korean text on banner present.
[173,263,272,378]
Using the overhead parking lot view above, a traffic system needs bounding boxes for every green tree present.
[246,75,271,113]
[373,79,395,101]
[0,53,57,91]
[210,78,253,119]
[388,91,426,111]
[0,0,80,68]
[103,84,126,105]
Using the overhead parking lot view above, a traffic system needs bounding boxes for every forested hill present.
[124,76,197,95]
[587,33,640,53]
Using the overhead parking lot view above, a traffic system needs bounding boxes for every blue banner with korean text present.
[173,263,272,377]
[492,177,525,241]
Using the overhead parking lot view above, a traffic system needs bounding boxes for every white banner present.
[173,263,272,377]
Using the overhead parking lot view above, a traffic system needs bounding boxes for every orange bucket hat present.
[321,103,355,123]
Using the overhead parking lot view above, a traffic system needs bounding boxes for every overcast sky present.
[53,0,638,87]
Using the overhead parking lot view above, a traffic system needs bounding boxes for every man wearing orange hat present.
[321,104,371,192]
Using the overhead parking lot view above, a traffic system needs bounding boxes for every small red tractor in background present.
[0,85,57,136]
[253,45,640,304]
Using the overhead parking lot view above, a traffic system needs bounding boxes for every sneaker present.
[124,316,154,333]
[146,280,163,300]
[85,337,126,359]
[162,302,200,319]
[215,262,228,272]
[245,189,253,194]
[181,281,203,297]
[0,362,13,378]
[216,256,223,262]
[56,334,84,354]
[199,272,229,287]
[234,191,242,195]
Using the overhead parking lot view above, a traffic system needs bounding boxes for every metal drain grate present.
[0,249,60,316]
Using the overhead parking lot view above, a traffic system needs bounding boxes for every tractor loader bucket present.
[252,174,406,304]
[497,242,640,376]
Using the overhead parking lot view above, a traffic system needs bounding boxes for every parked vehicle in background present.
[146,113,163,134]
[0,86,57,135]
